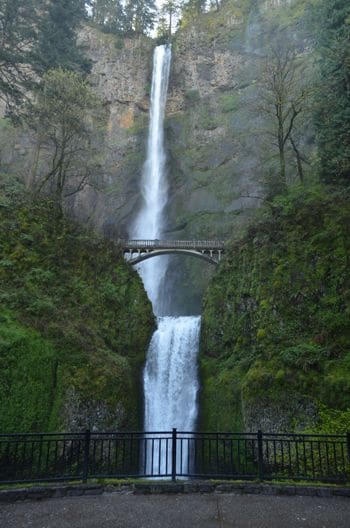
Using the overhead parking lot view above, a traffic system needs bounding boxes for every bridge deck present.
[119,239,225,251]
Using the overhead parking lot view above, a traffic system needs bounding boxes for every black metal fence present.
[0,430,349,484]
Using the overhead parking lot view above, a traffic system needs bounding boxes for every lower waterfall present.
[143,316,201,474]
[144,316,201,433]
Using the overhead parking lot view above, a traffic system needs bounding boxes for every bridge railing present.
[119,239,225,250]
[1,430,349,484]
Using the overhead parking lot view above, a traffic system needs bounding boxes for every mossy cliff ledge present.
[200,187,350,433]
[0,200,155,432]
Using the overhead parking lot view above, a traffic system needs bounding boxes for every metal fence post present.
[83,430,91,483]
[257,430,264,480]
[347,432,350,464]
[172,428,177,482]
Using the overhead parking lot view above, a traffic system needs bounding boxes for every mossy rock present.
[200,185,350,433]
[0,199,155,433]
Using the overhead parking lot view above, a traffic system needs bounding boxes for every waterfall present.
[130,45,201,476]
[130,45,171,313]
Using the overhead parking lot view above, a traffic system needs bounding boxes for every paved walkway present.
[1,492,350,528]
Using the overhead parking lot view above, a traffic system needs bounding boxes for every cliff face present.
[160,0,314,312]
[0,28,153,238]
[75,29,154,236]
[0,1,313,247]
[166,11,258,240]
[165,0,313,240]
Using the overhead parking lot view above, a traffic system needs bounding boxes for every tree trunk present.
[289,135,305,183]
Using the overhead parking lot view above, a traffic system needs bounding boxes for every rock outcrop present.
[75,29,154,236]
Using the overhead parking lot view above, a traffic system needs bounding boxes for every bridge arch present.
[120,239,225,266]
[128,248,219,266]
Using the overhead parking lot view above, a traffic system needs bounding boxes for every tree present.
[124,0,157,36]
[27,69,105,215]
[182,0,206,18]
[159,0,182,36]
[91,0,125,34]
[31,0,91,75]
[312,0,350,185]
[257,45,310,193]
[0,0,39,116]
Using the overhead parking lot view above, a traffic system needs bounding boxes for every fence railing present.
[119,239,225,250]
[0,430,349,485]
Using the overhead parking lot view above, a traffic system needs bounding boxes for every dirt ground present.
[1,491,350,528]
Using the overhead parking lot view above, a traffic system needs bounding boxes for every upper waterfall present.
[130,45,172,314]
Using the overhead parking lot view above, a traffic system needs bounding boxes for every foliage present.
[0,312,58,432]
[310,0,350,185]
[31,0,91,75]
[280,344,327,372]
[200,186,350,432]
[0,196,154,432]
[91,0,126,34]
[0,0,92,117]
[184,89,201,105]
[219,94,239,113]
[90,0,157,36]
[26,68,106,214]
[157,0,182,38]
[308,405,350,435]
[181,0,207,20]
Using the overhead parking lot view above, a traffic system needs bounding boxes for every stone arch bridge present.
[119,239,225,265]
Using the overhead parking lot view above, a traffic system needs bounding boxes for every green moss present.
[184,89,201,106]
[219,93,239,113]
[0,312,58,431]
[200,186,350,432]
[0,198,155,432]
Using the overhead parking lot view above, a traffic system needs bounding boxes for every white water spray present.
[144,316,201,433]
[130,46,201,475]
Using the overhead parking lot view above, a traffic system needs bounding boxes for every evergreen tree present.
[313,0,350,185]
[182,0,206,19]
[159,0,182,36]
[124,0,157,36]
[32,0,91,75]
[91,0,125,34]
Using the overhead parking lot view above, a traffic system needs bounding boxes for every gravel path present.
[1,492,350,528]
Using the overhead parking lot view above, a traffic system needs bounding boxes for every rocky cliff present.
[0,1,314,251]
[75,29,153,236]
[160,0,315,311]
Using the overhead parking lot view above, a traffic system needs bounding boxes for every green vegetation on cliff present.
[0,192,154,433]
[198,0,350,434]
[200,186,350,433]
